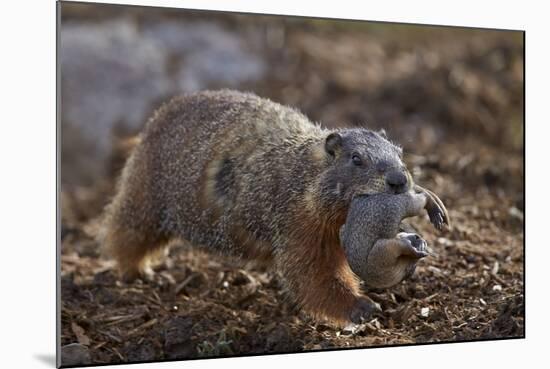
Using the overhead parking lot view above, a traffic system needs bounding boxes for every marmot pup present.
[340,189,438,289]
[99,89,426,325]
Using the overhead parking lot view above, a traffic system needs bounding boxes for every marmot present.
[340,187,448,289]
[99,89,440,325]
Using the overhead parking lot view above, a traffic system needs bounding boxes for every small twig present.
[490,272,509,287]
[425,293,439,301]
[452,322,468,329]
[96,329,123,343]
[126,318,158,337]
[92,342,107,350]
[175,273,199,295]
[110,347,125,361]
[103,314,144,327]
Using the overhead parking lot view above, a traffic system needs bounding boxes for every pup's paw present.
[427,205,445,231]
[397,232,429,258]
[414,185,450,231]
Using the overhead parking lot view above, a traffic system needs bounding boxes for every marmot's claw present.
[350,297,382,324]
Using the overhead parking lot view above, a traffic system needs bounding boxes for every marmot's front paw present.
[397,232,429,259]
[120,266,155,284]
[349,297,382,324]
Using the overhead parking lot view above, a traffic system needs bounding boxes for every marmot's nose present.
[386,170,408,194]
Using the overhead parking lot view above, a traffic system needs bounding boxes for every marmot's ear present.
[325,132,342,157]
[378,129,387,139]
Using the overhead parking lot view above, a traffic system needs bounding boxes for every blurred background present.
[60,2,524,366]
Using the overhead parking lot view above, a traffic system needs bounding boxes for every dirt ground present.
[59,5,524,366]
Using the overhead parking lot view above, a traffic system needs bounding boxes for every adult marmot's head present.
[321,128,411,204]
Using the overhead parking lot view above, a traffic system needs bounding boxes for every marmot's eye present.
[352,155,362,166]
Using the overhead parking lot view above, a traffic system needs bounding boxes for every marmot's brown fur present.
[99,89,416,325]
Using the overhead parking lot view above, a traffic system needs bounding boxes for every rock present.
[60,19,265,186]
[61,20,170,185]
[61,343,91,366]
[144,21,265,92]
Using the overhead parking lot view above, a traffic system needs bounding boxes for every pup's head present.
[322,128,412,204]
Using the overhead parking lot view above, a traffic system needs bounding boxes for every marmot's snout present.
[385,169,408,194]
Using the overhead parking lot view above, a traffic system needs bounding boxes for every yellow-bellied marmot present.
[99,89,427,325]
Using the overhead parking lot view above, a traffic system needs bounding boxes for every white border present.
[2,0,547,368]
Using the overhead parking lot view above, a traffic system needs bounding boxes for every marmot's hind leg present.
[100,219,170,281]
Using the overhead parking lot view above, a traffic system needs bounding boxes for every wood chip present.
[425,293,439,301]
[92,342,107,350]
[420,307,430,318]
[110,347,125,361]
[492,261,500,275]
[127,318,158,337]
[490,272,508,287]
[97,329,123,343]
[175,273,200,295]
[71,322,91,346]
[103,314,144,327]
